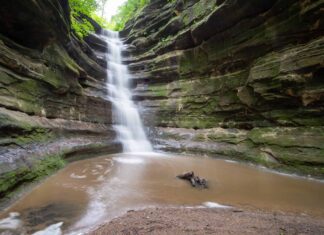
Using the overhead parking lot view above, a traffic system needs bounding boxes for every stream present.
[1,153,324,234]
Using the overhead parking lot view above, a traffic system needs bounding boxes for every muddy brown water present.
[1,153,324,234]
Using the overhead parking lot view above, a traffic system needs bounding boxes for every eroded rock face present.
[0,0,119,197]
[124,0,324,177]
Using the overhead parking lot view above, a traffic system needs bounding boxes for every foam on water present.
[113,157,145,164]
[70,173,87,179]
[203,202,231,209]
[224,160,237,164]
[0,212,21,230]
[31,222,63,235]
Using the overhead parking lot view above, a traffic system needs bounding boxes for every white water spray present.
[102,30,152,152]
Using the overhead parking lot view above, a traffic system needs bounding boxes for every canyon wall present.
[124,0,324,177]
[0,0,119,197]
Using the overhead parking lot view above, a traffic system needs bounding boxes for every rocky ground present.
[89,207,324,235]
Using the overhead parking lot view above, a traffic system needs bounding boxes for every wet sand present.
[89,207,324,235]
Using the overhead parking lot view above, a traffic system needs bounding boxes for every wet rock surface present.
[153,126,324,178]
[20,203,80,234]
[123,0,324,177]
[0,0,115,197]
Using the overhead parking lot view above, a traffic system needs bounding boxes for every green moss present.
[43,44,79,79]
[0,112,38,138]
[262,109,324,127]
[173,116,220,129]
[0,153,66,197]
[149,84,169,97]
[14,128,54,145]
[179,47,209,75]
[0,168,28,195]
[242,133,324,178]
[0,113,54,146]
[250,152,324,178]
[181,0,218,26]
[6,80,45,114]
[248,127,324,149]
[25,154,66,180]
[206,130,247,144]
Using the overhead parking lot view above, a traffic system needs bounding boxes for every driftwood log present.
[176,171,208,188]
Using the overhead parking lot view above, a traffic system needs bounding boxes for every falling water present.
[102,30,152,152]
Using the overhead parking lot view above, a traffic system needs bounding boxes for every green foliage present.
[69,0,148,34]
[70,0,97,16]
[91,13,110,28]
[108,0,150,31]
[70,0,97,38]
[69,0,108,38]
[71,13,95,38]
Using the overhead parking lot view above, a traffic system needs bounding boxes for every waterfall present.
[102,30,152,153]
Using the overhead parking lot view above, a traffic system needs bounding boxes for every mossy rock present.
[248,127,324,149]
[206,128,248,144]
[0,154,66,198]
[179,46,209,75]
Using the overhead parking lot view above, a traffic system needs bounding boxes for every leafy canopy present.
[70,0,108,38]
[108,0,150,31]
[69,0,149,35]
[70,0,98,16]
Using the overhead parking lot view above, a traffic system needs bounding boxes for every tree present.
[108,0,149,31]
[69,0,108,38]
[70,0,98,16]
[98,0,109,18]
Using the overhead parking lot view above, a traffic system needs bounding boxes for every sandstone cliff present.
[0,0,119,197]
[124,0,324,177]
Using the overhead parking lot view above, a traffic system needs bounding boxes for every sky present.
[98,0,128,21]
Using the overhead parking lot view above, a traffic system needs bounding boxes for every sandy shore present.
[89,207,324,235]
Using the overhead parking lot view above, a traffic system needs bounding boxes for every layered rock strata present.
[124,0,324,177]
[0,0,119,196]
